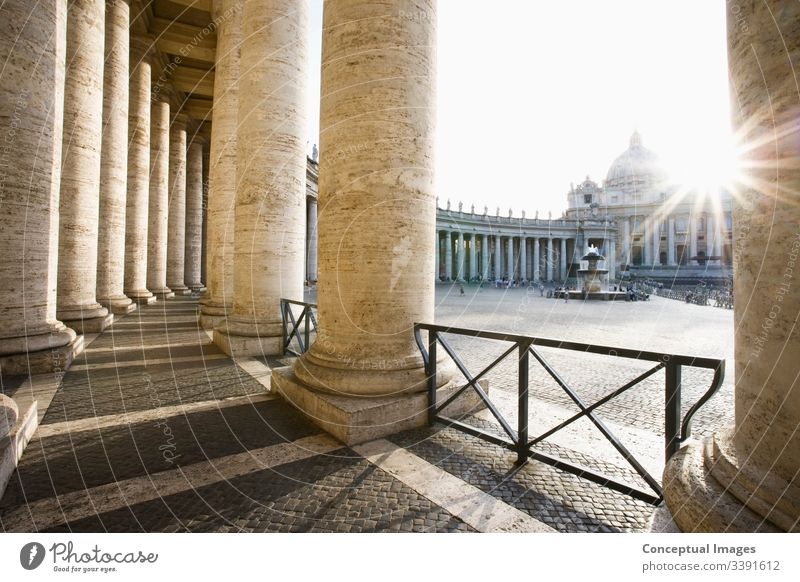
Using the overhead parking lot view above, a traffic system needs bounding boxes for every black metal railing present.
[413,323,725,506]
[280,299,318,356]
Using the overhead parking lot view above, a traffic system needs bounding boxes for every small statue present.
[535,210,539,219]
[508,208,513,218]
[435,196,439,208]
[311,143,319,162]
[458,201,463,212]
[483,205,488,216]
[548,211,552,220]
[471,204,475,214]
[446,198,451,211]
[521,210,526,219]
[496,206,500,217]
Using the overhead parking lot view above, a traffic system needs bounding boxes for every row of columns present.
[621,213,729,267]
[435,232,592,282]
[0,0,206,372]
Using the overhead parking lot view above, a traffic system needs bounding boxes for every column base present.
[126,289,157,305]
[99,295,137,314]
[213,326,282,358]
[151,288,175,300]
[168,284,192,296]
[272,367,487,445]
[198,299,230,330]
[0,334,83,376]
[62,313,114,334]
[662,436,786,532]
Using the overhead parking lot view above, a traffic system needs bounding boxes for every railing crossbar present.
[529,347,663,497]
[438,335,519,444]
[526,360,665,448]
[435,341,519,416]
[284,305,305,354]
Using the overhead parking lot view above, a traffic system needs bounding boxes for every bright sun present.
[663,132,743,196]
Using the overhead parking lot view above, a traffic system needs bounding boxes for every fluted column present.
[284,0,448,402]
[519,237,527,281]
[434,231,440,280]
[706,214,715,263]
[481,235,489,280]
[652,220,661,266]
[124,38,156,305]
[214,0,308,357]
[689,214,699,265]
[199,0,242,328]
[560,238,567,280]
[166,114,189,295]
[0,0,80,373]
[667,216,676,266]
[456,232,465,280]
[623,218,631,266]
[468,234,477,280]
[444,232,453,280]
[96,0,134,315]
[533,238,540,282]
[307,197,318,282]
[146,99,173,299]
[643,222,652,266]
[57,0,113,333]
[664,0,800,532]
[184,140,205,291]
[546,237,553,281]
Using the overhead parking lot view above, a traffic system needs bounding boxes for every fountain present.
[556,245,627,301]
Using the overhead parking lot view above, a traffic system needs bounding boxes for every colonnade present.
[0,0,206,372]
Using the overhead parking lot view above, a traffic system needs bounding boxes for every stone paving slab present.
[39,448,475,533]
[0,399,320,510]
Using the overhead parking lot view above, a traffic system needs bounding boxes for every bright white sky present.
[305,0,732,218]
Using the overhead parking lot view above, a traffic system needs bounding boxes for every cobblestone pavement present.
[0,290,735,533]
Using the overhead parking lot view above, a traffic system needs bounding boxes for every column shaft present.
[307,198,318,282]
[184,141,205,291]
[146,99,173,298]
[546,238,553,281]
[469,234,477,280]
[623,218,631,265]
[0,0,79,373]
[96,0,134,314]
[507,237,514,279]
[482,235,489,280]
[667,216,676,266]
[494,235,501,279]
[166,116,189,295]
[533,238,540,282]
[199,0,242,328]
[690,215,699,265]
[445,232,453,280]
[124,39,156,304]
[520,237,527,281]
[57,0,112,333]
[457,232,465,280]
[214,0,308,357]
[560,238,567,280]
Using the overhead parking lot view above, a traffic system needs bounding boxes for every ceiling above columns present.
[131,0,215,132]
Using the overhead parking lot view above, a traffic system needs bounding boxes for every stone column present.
[653,220,661,266]
[560,238,567,280]
[469,234,477,281]
[715,214,724,259]
[533,238,540,282]
[506,237,514,279]
[494,235,502,279]
[444,232,453,280]
[0,0,81,373]
[307,197,318,282]
[57,0,113,333]
[166,114,189,295]
[124,38,156,305]
[520,237,527,281]
[643,222,652,266]
[663,0,800,532]
[199,0,242,328]
[275,0,457,442]
[608,239,616,282]
[667,216,676,266]
[623,218,631,266]
[482,235,490,280]
[96,0,134,315]
[146,99,173,299]
[546,237,554,281]
[689,214,699,265]
[706,214,715,263]
[434,231,440,281]
[456,232,465,280]
[184,140,205,291]
[213,0,308,357]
